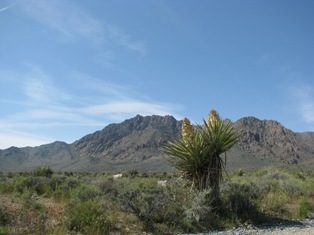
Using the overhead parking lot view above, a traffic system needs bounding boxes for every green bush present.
[51,176,80,201]
[14,176,51,195]
[21,190,42,210]
[261,191,289,216]
[127,170,139,178]
[66,201,111,234]
[49,175,66,191]
[65,177,80,189]
[221,183,260,221]
[122,187,187,232]
[0,206,9,226]
[299,199,312,218]
[281,179,304,197]
[256,171,305,198]
[33,166,53,178]
[74,185,101,202]
[237,169,244,177]
[0,182,14,194]
[0,226,9,235]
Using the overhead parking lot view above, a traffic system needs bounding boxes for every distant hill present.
[0,115,313,172]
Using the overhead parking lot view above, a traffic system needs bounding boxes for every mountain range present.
[0,115,313,172]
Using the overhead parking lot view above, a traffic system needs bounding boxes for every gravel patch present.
[180,219,314,235]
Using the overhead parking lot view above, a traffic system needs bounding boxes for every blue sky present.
[0,0,314,148]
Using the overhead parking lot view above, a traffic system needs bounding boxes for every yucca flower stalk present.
[208,110,220,125]
[181,118,194,143]
[164,110,239,205]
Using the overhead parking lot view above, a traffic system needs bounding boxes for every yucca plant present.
[164,110,239,203]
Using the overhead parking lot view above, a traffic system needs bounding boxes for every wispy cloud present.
[84,101,178,116]
[0,66,181,148]
[0,2,15,12]
[0,131,52,149]
[292,85,314,124]
[15,0,147,56]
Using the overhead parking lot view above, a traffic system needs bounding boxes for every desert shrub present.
[100,176,158,201]
[52,177,80,201]
[65,177,80,189]
[33,166,53,178]
[296,172,306,180]
[66,200,112,234]
[99,178,120,198]
[0,206,9,226]
[261,191,289,216]
[299,199,312,218]
[257,171,305,198]
[221,183,260,221]
[254,167,274,177]
[14,177,28,193]
[264,171,290,181]
[49,175,66,191]
[0,226,9,235]
[21,190,42,210]
[126,170,139,178]
[121,187,188,232]
[14,176,51,195]
[237,169,244,177]
[281,178,305,197]
[141,172,149,178]
[52,185,73,202]
[64,171,74,177]
[184,189,214,230]
[0,181,14,194]
[74,185,101,202]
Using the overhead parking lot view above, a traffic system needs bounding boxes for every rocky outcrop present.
[233,117,301,164]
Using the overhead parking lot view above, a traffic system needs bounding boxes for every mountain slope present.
[0,115,313,172]
[73,115,180,162]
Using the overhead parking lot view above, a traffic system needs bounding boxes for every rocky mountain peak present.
[234,117,300,163]
[122,114,179,131]
[73,115,181,161]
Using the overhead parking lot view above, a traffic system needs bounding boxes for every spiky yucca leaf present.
[164,129,207,188]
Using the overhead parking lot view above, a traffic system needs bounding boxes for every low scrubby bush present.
[21,190,42,210]
[74,185,101,202]
[126,169,139,178]
[0,226,9,235]
[261,191,289,216]
[33,166,53,178]
[66,200,112,234]
[221,183,260,222]
[299,199,312,218]
[122,187,191,233]
[0,182,14,194]
[49,175,66,191]
[184,189,214,230]
[14,176,52,196]
[0,206,9,226]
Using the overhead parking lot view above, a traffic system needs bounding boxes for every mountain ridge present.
[0,115,313,172]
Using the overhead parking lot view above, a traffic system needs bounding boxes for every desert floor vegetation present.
[0,166,313,235]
